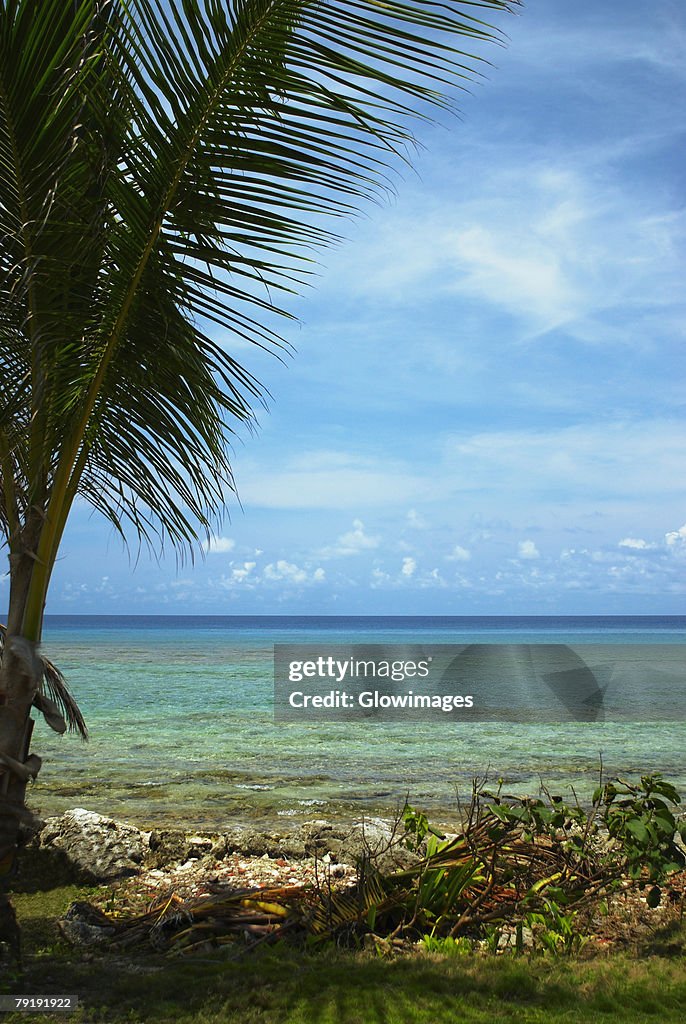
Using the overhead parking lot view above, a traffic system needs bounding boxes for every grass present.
[2,886,685,1023]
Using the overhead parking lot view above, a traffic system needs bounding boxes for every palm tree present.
[0,0,516,945]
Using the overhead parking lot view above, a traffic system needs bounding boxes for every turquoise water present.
[29,615,686,830]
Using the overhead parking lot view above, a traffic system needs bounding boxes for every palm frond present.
[37,657,89,741]
[0,624,88,739]
[1,1,519,639]
[3,1,518,559]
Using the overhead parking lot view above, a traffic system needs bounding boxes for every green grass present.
[3,887,685,1023]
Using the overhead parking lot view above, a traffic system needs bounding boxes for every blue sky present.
[23,0,686,615]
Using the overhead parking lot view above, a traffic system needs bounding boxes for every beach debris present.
[98,885,308,954]
[57,773,684,956]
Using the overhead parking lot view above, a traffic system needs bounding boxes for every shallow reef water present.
[30,615,686,830]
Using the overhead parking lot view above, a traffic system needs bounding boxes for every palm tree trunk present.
[0,551,44,964]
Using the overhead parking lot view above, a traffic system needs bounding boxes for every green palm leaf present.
[2,0,518,587]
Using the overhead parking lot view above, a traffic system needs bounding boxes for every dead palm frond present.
[110,884,307,953]
[0,624,88,740]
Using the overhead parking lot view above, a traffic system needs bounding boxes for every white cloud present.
[264,560,306,583]
[320,151,685,345]
[369,560,447,590]
[448,545,471,562]
[550,536,686,596]
[406,509,428,530]
[518,540,540,560]
[231,561,256,582]
[239,451,425,509]
[232,422,685,542]
[207,558,325,591]
[420,567,446,589]
[665,524,686,547]
[321,518,380,558]
[446,421,686,500]
[371,567,391,588]
[507,11,686,81]
[618,537,657,550]
[447,217,578,333]
[203,536,235,554]
[263,560,325,585]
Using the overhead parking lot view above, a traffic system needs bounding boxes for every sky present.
[21,0,686,616]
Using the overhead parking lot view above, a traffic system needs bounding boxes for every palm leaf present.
[0,624,88,739]
[35,657,89,741]
[1,0,518,594]
[108,884,307,951]
[0,0,519,649]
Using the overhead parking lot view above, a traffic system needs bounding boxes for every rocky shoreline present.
[18,807,413,901]
[11,806,686,957]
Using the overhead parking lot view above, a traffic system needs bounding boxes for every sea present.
[28,615,686,831]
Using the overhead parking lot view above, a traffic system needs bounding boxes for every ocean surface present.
[28,615,686,830]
